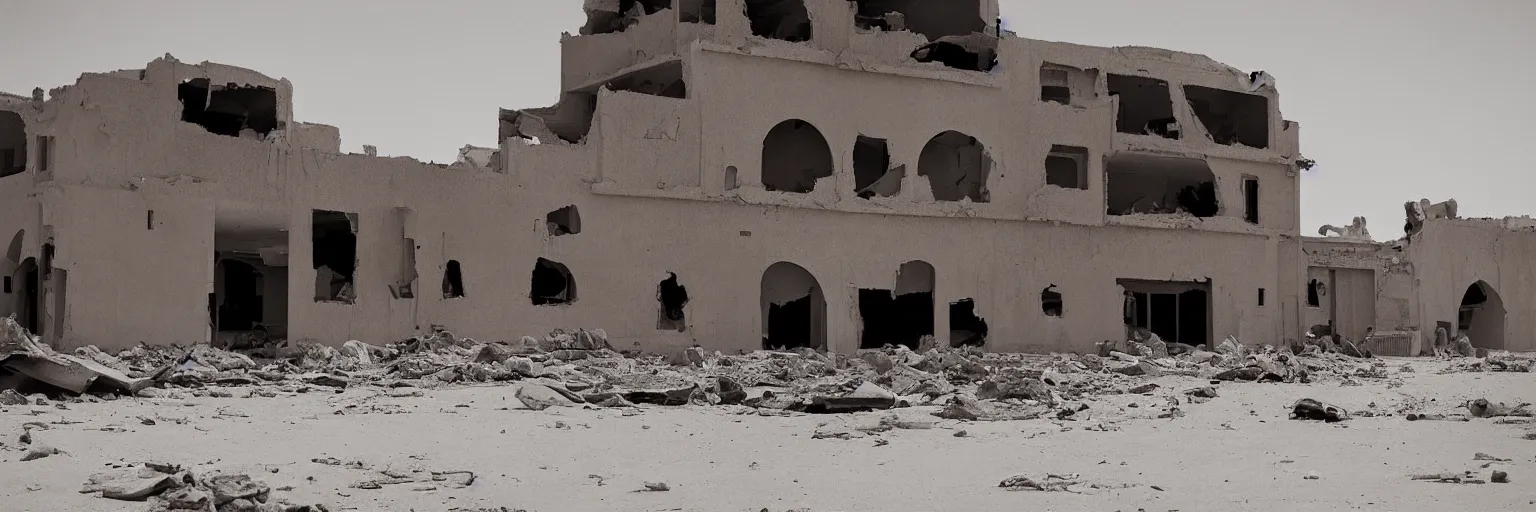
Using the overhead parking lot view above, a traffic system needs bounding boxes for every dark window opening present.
[1105,153,1219,217]
[680,0,716,23]
[1120,279,1210,346]
[1041,285,1063,317]
[443,260,465,299]
[0,111,26,178]
[858,261,935,350]
[1108,74,1177,139]
[849,0,985,40]
[600,60,687,99]
[547,205,582,236]
[35,135,51,173]
[1242,177,1260,224]
[531,258,577,306]
[312,210,358,304]
[15,258,37,334]
[177,78,279,139]
[725,166,739,190]
[581,0,673,35]
[910,34,998,72]
[147,210,155,230]
[1045,145,1089,190]
[3,276,10,293]
[216,259,264,332]
[919,130,991,202]
[762,262,825,350]
[762,119,833,193]
[40,242,53,279]
[1258,288,1266,306]
[745,0,812,42]
[948,299,988,347]
[391,207,417,300]
[1040,68,1071,104]
[1306,279,1322,307]
[1039,63,1099,107]
[657,272,690,332]
[1184,85,1269,148]
[853,135,901,199]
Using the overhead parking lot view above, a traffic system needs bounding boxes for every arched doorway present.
[761,261,826,350]
[1458,281,1505,350]
[761,119,833,193]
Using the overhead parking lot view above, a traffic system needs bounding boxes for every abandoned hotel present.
[0,0,1524,358]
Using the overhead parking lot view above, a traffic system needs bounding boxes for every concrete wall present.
[1407,220,1536,352]
[5,4,1311,353]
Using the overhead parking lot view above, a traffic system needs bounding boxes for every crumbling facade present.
[0,1,1309,354]
[1305,210,1536,354]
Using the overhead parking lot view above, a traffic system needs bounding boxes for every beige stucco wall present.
[1406,220,1536,352]
[3,2,1311,353]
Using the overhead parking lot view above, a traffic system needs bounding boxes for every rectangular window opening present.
[1045,145,1089,190]
[0,111,26,178]
[312,209,358,304]
[1242,176,1260,224]
[36,135,52,172]
[1108,74,1178,139]
[1184,85,1269,148]
[680,0,717,24]
[1258,288,1266,306]
[178,78,279,139]
[1106,153,1218,217]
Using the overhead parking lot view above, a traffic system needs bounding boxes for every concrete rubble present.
[76,461,328,511]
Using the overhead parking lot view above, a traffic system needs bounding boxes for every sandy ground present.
[2,357,1534,512]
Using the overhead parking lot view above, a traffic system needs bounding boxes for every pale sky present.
[3,0,1532,236]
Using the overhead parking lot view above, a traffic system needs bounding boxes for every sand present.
[2,357,1533,511]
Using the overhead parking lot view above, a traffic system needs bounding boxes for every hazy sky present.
[3,1,1532,236]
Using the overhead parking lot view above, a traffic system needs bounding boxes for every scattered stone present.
[1474,452,1510,462]
[1291,398,1349,422]
[1185,387,1219,398]
[641,481,670,492]
[0,389,26,405]
[1126,383,1159,394]
[1467,399,1533,418]
[515,384,574,411]
[998,474,1080,492]
[21,444,62,461]
[1492,470,1509,483]
[1304,471,1320,480]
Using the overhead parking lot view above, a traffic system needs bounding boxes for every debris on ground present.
[79,462,328,511]
[998,474,1082,492]
[1291,398,1349,422]
[1467,399,1533,418]
[1411,471,1487,484]
[641,481,670,492]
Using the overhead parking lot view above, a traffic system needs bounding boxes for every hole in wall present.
[1040,68,1071,104]
[0,111,26,178]
[547,205,582,236]
[1258,288,1266,306]
[1045,145,1089,190]
[910,35,997,72]
[1105,153,1218,217]
[311,210,357,304]
[443,260,465,299]
[918,131,990,202]
[531,258,577,306]
[1041,285,1063,317]
[1107,74,1177,139]
[178,78,279,139]
[857,260,935,350]
[761,119,833,193]
[853,135,901,199]
[657,272,690,332]
[948,299,987,347]
[1184,85,1269,148]
[1243,177,1260,224]
[724,166,739,190]
[582,0,674,35]
[1306,279,1322,307]
[745,0,812,42]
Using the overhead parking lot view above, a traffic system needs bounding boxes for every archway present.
[761,119,833,193]
[1457,280,1505,350]
[918,131,991,202]
[761,261,826,350]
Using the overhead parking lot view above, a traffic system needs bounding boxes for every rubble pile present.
[5,315,1507,421]
[79,461,327,511]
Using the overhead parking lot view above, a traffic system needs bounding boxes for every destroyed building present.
[0,1,1309,354]
[1304,208,1536,355]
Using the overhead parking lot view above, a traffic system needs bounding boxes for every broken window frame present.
[1183,84,1270,149]
[1104,153,1220,217]
[852,135,901,199]
[1040,285,1063,317]
[443,260,466,299]
[1107,74,1179,139]
[311,210,359,305]
[918,130,992,203]
[1242,176,1260,224]
[761,119,834,194]
[657,272,689,332]
[546,205,582,236]
[531,258,577,306]
[1044,145,1089,190]
[1119,279,1210,347]
[744,0,813,42]
[177,78,280,139]
[679,0,716,24]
